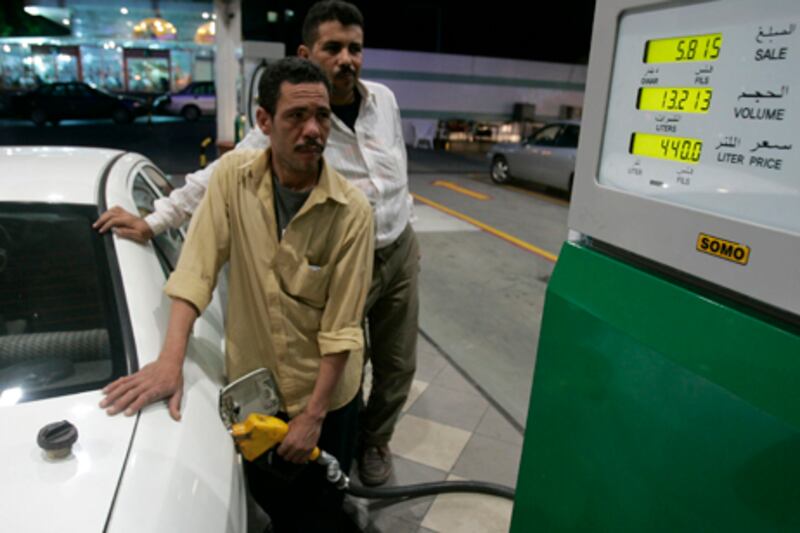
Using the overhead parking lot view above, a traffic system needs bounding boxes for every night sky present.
[244,1,597,64]
[0,0,597,64]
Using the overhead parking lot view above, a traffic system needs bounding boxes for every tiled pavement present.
[352,334,523,532]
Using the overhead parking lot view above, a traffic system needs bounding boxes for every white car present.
[154,81,216,121]
[0,147,245,532]
[487,120,580,193]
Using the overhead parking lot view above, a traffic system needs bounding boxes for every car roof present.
[179,81,213,91]
[0,146,124,205]
[545,119,580,127]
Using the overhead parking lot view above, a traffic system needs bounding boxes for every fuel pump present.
[238,41,284,136]
[511,1,800,531]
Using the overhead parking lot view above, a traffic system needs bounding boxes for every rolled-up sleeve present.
[317,204,374,356]
[164,159,232,313]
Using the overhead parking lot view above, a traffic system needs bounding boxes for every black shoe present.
[358,444,393,486]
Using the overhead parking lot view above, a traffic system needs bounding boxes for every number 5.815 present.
[676,36,721,61]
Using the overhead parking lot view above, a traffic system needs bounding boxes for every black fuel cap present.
[37,420,78,459]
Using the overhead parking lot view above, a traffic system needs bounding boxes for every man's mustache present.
[295,140,325,152]
[335,65,355,78]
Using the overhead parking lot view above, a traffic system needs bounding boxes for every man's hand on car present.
[100,358,184,420]
[94,206,154,243]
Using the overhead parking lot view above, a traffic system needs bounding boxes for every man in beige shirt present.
[100,57,373,532]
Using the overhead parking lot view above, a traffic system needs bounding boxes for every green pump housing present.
[510,241,800,531]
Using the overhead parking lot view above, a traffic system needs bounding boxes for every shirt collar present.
[355,79,375,108]
[243,148,349,206]
[329,80,372,135]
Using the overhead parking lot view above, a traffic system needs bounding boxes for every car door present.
[167,86,189,114]
[66,83,94,119]
[549,124,579,190]
[513,124,563,185]
[189,83,207,112]
[71,83,103,119]
[105,161,244,533]
[198,82,215,114]
[47,83,71,118]
[89,84,119,118]
[206,82,217,114]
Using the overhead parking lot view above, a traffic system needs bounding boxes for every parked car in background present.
[14,82,148,126]
[487,120,580,193]
[154,81,216,121]
[0,91,17,118]
[0,146,245,533]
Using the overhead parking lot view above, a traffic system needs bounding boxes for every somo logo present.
[696,233,750,265]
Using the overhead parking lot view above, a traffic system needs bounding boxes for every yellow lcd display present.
[637,87,712,113]
[644,33,722,63]
[630,133,703,164]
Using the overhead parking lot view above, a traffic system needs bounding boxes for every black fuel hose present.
[247,59,268,128]
[315,450,515,501]
[344,480,515,501]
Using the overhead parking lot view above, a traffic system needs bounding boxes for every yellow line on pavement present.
[432,180,491,201]
[506,184,570,207]
[465,173,570,207]
[412,193,558,262]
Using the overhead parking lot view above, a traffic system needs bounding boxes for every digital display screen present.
[644,33,722,63]
[637,87,713,113]
[630,133,703,163]
[598,0,800,237]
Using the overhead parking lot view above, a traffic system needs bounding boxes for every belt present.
[374,223,411,262]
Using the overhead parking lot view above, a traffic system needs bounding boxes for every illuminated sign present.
[630,133,703,163]
[644,33,723,63]
[637,87,713,113]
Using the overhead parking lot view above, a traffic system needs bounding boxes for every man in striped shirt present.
[95,0,418,487]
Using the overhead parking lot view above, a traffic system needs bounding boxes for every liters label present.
[696,233,750,265]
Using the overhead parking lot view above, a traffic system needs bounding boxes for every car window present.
[132,173,183,274]
[141,165,175,197]
[91,85,113,98]
[51,84,68,97]
[69,84,89,97]
[529,125,563,146]
[555,125,580,148]
[0,203,129,403]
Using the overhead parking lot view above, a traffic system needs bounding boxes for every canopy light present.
[132,17,177,40]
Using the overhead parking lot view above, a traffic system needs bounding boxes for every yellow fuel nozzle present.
[231,413,320,462]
